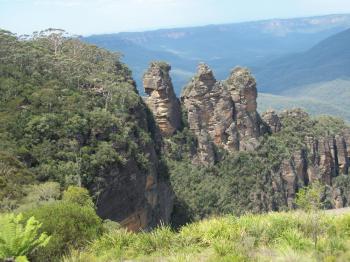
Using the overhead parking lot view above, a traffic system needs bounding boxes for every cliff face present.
[262,109,282,133]
[270,109,350,209]
[225,67,264,151]
[143,62,181,137]
[181,64,264,164]
[95,98,174,231]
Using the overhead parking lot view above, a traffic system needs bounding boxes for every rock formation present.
[143,62,181,137]
[271,109,350,209]
[181,64,264,164]
[225,67,264,150]
[142,61,350,212]
[262,109,282,133]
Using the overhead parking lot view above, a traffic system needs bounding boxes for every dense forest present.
[1,29,350,261]
[0,28,157,208]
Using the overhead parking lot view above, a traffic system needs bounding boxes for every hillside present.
[258,89,350,122]
[83,14,350,94]
[255,28,350,93]
[0,29,173,233]
[282,78,350,104]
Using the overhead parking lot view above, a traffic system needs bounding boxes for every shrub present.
[17,182,61,211]
[23,201,102,261]
[62,186,94,208]
[102,219,122,233]
[0,153,35,211]
[295,182,326,248]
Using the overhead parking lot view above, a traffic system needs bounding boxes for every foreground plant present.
[0,213,50,261]
[62,211,350,261]
[295,181,326,248]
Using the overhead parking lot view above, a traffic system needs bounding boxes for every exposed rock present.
[335,135,349,175]
[280,159,297,209]
[305,134,349,186]
[332,188,344,209]
[280,108,310,119]
[263,109,350,208]
[143,61,181,137]
[262,109,282,133]
[293,149,309,187]
[343,130,350,158]
[321,137,337,184]
[225,67,263,151]
[181,64,264,164]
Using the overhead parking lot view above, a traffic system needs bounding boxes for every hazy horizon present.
[2,0,350,36]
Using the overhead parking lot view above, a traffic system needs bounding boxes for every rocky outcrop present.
[271,109,350,209]
[143,62,181,137]
[181,64,264,164]
[225,67,264,151]
[262,109,282,133]
[335,135,349,175]
[181,64,234,164]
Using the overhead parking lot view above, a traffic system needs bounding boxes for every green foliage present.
[0,213,50,261]
[23,201,102,261]
[64,212,350,261]
[17,182,61,211]
[168,141,287,225]
[0,29,160,204]
[314,115,348,136]
[296,182,325,212]
[62,186,94,208]
[0,153,35,211]
[296,182,327,249]
[167,109,350,226]
[102,219,121,233]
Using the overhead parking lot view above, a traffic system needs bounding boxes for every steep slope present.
[84,14,350,94]
[255,28,350,93]
[258,91,350,122]
[0,29,173,231]
[282,79,350,106]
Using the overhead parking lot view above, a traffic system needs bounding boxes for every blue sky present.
[1,0,350,35]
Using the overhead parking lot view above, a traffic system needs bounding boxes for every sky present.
[1,0,350,36]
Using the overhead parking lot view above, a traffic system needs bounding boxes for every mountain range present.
[257,27,350,120]
[84,14,350,120]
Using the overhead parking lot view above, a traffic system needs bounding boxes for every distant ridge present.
[255,28,350,93]
[83,14,350,94]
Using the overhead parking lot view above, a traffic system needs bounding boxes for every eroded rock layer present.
[262,109,282,133]
[181,64,264,164]
[272,109,350,209]
[143,62,181,137]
